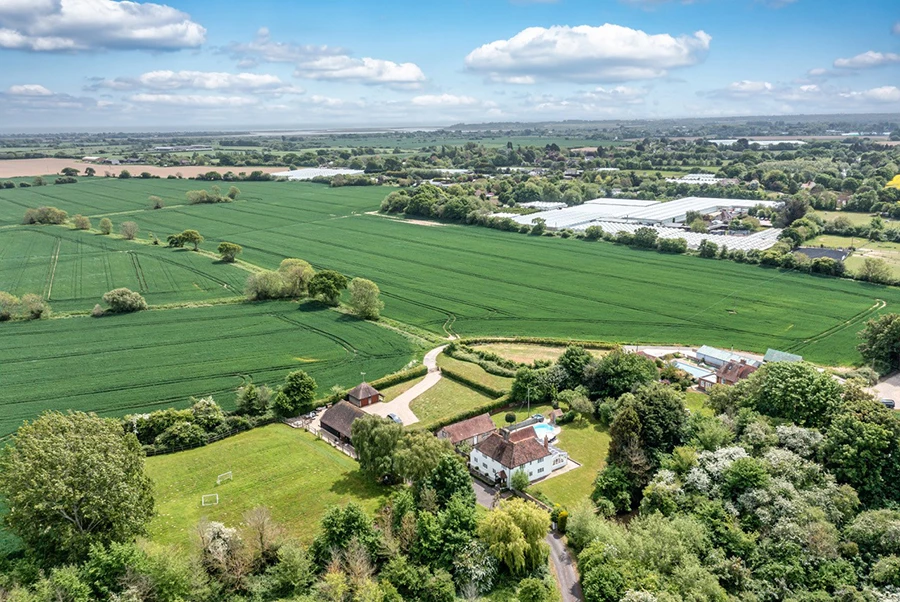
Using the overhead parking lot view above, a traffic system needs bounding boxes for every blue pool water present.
[532,422,556,443]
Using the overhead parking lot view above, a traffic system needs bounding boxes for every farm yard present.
[0,301,415,438]
[145,424,386,548]
[1,178,900,435]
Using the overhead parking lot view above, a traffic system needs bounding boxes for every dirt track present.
[0,159,288,179]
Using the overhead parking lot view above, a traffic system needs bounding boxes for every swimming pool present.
[532,422,556,443]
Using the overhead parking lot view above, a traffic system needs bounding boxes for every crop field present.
[0,301,415,437]
[0,227,247,312]
[1,178,899,434]
[146,424,386,548]
[21,179,890,366]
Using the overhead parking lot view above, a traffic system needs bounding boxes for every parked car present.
[532,414,545,422]
[880,399,895,409]
[387,413,403,424]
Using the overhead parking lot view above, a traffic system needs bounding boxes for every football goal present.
[216,471,233,485]
[201,494,219,506]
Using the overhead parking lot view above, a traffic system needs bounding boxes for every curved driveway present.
[361,345,446,426]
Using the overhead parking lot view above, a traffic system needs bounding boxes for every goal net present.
[216,471,233,485]
[201,494,219,506]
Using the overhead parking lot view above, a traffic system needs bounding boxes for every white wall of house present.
[469,448,556,488]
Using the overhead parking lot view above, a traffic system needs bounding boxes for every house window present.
[482,462,487,468]
[537,468,544,473]
[528,472,533,477]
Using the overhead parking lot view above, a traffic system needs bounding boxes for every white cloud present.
[839,86,900,103]
[528,86,649,115]
[464,24,711,83]
[0,0,206,52]
[294,56,426,87]
[89,70,302,94]
[894,22,900,35]
[833,51,900,69]
[8,84,53,96]
[128,93,259,107]
[225,27,345,66]
[411,94,479,107]
[228,28,426,88]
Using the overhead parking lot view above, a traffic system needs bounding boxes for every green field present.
[436,354,514,391]
[2,178,900,434]
[0,227,247,312]
[146,424,386,548]
[0,301,414,437]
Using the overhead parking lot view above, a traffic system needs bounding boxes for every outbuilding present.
[346,382,383,408]
[319,401,366,443]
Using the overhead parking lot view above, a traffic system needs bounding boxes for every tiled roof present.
[717,361,758,384]
[438,413,496,444]
[348,382,381,400]
[320,401,366,439]
[475,432,550,469]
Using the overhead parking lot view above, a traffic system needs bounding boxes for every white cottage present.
[469,427,568,488]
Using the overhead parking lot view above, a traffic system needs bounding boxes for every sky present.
[0,0,898,131]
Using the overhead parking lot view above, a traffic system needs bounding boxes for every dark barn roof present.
[320,401,366,440]
[438,413,496,444]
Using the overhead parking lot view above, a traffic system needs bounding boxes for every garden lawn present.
[146,424,386,548]
[491,403,555,428]
[0,301,415,437]
[474,342,607,365]
[436,354,514,391]
[531,418,610,509]
[379,377,421,401]
[685,391,714,416]
[409,379,497,428]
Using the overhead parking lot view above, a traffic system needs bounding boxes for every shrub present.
[149,195,165,210]
[99,218,113,235]
[102,288,148,313]
[505,412,516,424]
[155,422,207,449]
[19,294,49,319]
[511,468,530,491]
[23,206,68,225]
[90,304,105,318]
[72,214,91,230]
[119,221,139,240]
[0,291,17,321]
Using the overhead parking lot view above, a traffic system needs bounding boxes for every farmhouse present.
[346,382,383,408]
[470,426,568,488]
[716,359,758,386]
[319,401,366,443]
[436,413,496,446]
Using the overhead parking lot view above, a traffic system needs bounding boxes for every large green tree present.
[308,270,348,306]
[394,432,453,486]
[584,350,658,400]
[742,361,843,427]
[478,498,549,575]
[348,278,384,320]
[858,313,900,375]
[272,370,317,417]
[0,411,154,564]
[351,415,402,481]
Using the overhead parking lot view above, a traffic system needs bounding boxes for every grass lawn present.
[474,342,607,365]
[531,418,610,509]
[491,402,555,428]
[685,391,713,416]
[437,354,514,391]
[380,378,421,401]
[806,234,860,249]
[813,211,880,226]
[145,424,387,548]
[409,378,496,428]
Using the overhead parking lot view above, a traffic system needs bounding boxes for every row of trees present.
[0,291,50,321]
[245,260,384,319]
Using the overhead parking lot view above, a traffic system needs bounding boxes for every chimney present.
[503,429,510,441]
[544,436,549,451]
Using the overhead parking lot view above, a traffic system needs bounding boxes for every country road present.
[473,481,583,601]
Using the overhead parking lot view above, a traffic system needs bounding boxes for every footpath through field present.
[362,345,447,425]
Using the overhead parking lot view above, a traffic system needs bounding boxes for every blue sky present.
[0,0,898,130]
